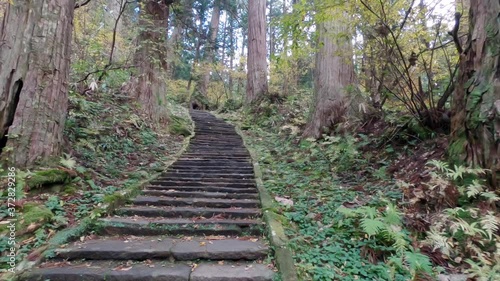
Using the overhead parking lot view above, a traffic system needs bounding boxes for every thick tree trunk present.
[228,15,235,98]
[302,8,355,139]
[130,0,172,125]
[0,0,75,167]
[452,0,500,187]
[236,33,246,98]
[195,0,220,97]
[246,0,268,104]
[169,0,193,78]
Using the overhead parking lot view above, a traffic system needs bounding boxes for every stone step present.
[187,145,246,149]
[167,166,254,173]
[190,263,274,281]
[186,150,250,155]
[145,185,258,194]
[182,152,250,157]
[178,156,250,161]
[189,139,242,142]
[159,172,254,179]
[115,206,261,219]
[98,217,264,236]
[154,177,255,184]
[54,237,268,261]
[189,139,244,143]
[141,189,259,199]
[194,129,237,133]
[150,180,256,188]
[21,260,192,281]
[172,160,253,168]
[23,260,274,281]
[132,196,260,208]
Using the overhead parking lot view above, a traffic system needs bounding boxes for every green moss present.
[448,136,467,165]
[63,184,78,195]
[19,203,54,228]
[26,169,71,190]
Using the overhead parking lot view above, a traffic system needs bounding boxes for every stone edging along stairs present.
[21,111,275,281]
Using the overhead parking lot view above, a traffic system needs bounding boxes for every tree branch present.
[74,0,92,9]
[77,65,136,84]
[448,12,463,53]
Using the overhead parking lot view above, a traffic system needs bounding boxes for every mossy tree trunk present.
[452,0,500,187]
[194,0,220,99]
[302,6,355,139]
[130,0,174,125]
[0,0,75,167]
[246,0,268,104]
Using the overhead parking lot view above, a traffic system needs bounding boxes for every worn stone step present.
[186,150,250,155]
[172,160,253,168]
[186,145,247,149]
[116,206,261,219]
[184,151,249,155]
[98,217,264,236]
[189,139,244,143]
[185,140,245,143]
[150,180,255,188]
[142,189,259,199]
[55,237,268,261]
[132,196,260,208]
[145,185,258,194]
[191,263,274,281]
[21,260,191,281]
[182,152,250,157]
[168,166,254,173]
[154,177,255,184]
[178,156,250,161]
[194,129,237,133]
[160,172,254,179]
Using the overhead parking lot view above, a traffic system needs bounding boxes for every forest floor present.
[220,101,497,281]
[0,92,192,275]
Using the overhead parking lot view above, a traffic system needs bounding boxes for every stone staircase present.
[22,111,274,281]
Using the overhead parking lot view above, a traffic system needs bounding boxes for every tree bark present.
[169,0,193,78]
[129,0,172,125]
[0,0,75,167]
[302,7,355,139]
[246,0,268,104]
[194,0,221,97]
[452,0,500,187]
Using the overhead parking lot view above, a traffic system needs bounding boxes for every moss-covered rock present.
[18,203,54,230]
[26,169,72,190]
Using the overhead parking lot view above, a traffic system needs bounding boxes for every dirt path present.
[21,111,274,281]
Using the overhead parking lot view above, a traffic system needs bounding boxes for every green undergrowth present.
[240,125,419,280]
[222,100,498,280]
[0,88,191,275]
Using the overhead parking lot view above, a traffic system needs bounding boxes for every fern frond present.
[426,229,451,256]
[427,160,449,173]
[361,218,385,236]
[384,203,403,226]
[480,212,500,240]
[404,250,433,276]
[466,180,484,198]
[356,206,378,219]
[480,192,500,202]
[336,206,356,217]
[59,153,77,169]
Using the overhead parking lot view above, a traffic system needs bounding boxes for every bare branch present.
[74,0,92,9]
[448,12,463,53]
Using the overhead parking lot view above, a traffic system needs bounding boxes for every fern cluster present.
[337,202,434,279]
[424,160,500,280]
